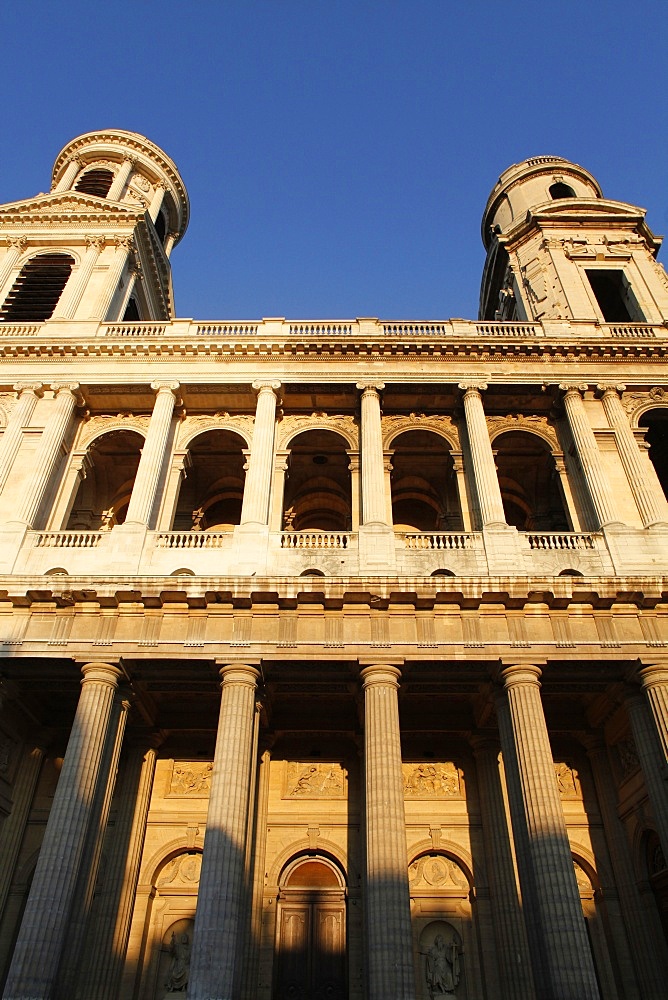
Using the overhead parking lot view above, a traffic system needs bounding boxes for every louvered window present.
[0,254,74,322]
[74,168,114,198]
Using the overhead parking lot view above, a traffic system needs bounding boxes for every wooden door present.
[275,891,347,999]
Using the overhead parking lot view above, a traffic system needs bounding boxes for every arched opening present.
[283,430,352,531]
[493,430,570,531]
[390,430,462,531]
[122,297,141,321]
[549,181,576,199]
[0,253,75,322]
[66,429,144,530]
[300,568,325,577]
[638,408,668,501]
[275,855,347,1000]
[431,568,455,577]
[154,208,167,244]
[172,429,246,531]
[559,568,583,577]
[74,168,114,198]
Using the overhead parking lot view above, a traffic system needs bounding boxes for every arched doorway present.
[282,430,352,531]
[493,430,570,530]
[274,856,347,999]
[172,429,246,531]
[638,408,668,501]
[390,430,463,531]
[66,429,143,529]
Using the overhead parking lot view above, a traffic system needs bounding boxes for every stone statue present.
[422,932,461,997]
[165,930,191,992]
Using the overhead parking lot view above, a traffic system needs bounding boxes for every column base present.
[358,522,397,574]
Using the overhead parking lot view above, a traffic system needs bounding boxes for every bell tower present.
[0,129,189,323]
[479,155,668,325]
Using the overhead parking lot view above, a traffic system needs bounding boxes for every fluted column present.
[148,183,166,222]
[559,383,618,527]
[95,236,135,320]
[471,736,535,999]
[0,237,28,297]
[356,383,387,524]
[598,384,668,526]
[11,383,80,527]
[626,662,668,855]
[0,383,43,492]
[242,739,273,1000]
[188,663,260,1000]
[497,663,599,999]
[107,157,135,201]
[361,663,413,1000]
[2,661,122,1000]
[53,156,81,192]
[459,382,506,526]
[124,381,179,526]
[78,741,158,1000]
[239,381,280,525]
[584,735,668,997]
[54,236,105,319]
[0,739,47,918]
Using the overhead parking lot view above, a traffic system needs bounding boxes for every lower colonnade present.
[1,586,668,1000]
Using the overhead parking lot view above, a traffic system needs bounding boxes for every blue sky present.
[2,1,667,320]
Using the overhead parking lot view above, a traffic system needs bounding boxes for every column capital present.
[150,380,180,395]
[8,235,28,254]
[219,663,261,689]
[252,379,281,394]
[51,382,80,395]
[499,661,544,689]
[458,380,488,394]
[558,382,588,397]
[356,380,385,394]
[360,662,402,690]
[637,661,668,691]
[84,234,106,252]
[80,661,123,687]
[596,383,626,397]
[13,382,43,396]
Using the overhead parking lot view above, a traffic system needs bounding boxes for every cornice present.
[0,190,144,228]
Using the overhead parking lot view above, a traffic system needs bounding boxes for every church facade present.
[0,130,667,999]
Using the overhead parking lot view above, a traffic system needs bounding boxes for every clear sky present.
[2,1,667,320]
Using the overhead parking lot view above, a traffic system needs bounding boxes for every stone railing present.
[401,532,478,550]
[33,531,104,548]
[524,532,598,551]
[280,531,353,549]
[155,531,233,549]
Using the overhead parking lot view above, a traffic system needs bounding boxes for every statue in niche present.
[422,932,461,997]
[165,930,191,992]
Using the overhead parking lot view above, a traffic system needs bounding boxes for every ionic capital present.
[150,380,180,395]
[252,379,282,395]
[356,381,385,394]
[13,382,43,396]
[558,382,588,397]
[50,382,81,398]
[596,383,626,398]
[458,381,488,395]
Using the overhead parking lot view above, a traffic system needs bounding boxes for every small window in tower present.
[123,297,141,321]
[74,168,114,198]
[549,181,576,199]
[585,269,644,322]
[154,208,167,244]
[0,253,74,322]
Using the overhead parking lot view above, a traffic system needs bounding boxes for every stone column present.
[584,735,668,997]
[107,156,136,201]
[459,382,506,526]
[0,739,47,918]
[497,663,600,999]
[356,382,387,524]
[239,381,280,526]
[148,183,166,222]
[269,450,290,531]
[77,741,158,1000]
[559,383,618,527]
[53,156,81,192]
[471,736,536,999]
[347,451,361,530]
[11,383,80,527]
[0,383,43,492]
[451,451,472,531]
[626,662,668,855]
[553,452,582,531]
[54,236,105,320]
[124,381,179,527]
[0,237,28,298]
[241,739,272,1000]
[188,663,260,1000]
[598,384,668,526]
[2,661,122,1000]
[95,236,136,321]
[361,663,414,1000]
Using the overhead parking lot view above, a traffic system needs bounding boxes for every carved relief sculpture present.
[169,761,213,796]
[403,762,461,797]
[285,761,346,797]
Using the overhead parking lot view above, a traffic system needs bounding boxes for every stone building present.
[0,130,667,1000]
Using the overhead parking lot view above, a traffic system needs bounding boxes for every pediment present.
[0,190,143,226]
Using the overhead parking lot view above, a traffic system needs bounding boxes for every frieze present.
[284,761,347,798]
[157,852,202,886]
[403,762,462,798]
[554,762,581,798]
[168,761,213,796]
[408,853,469,890]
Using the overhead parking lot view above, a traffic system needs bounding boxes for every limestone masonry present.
[0,130,667,999]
